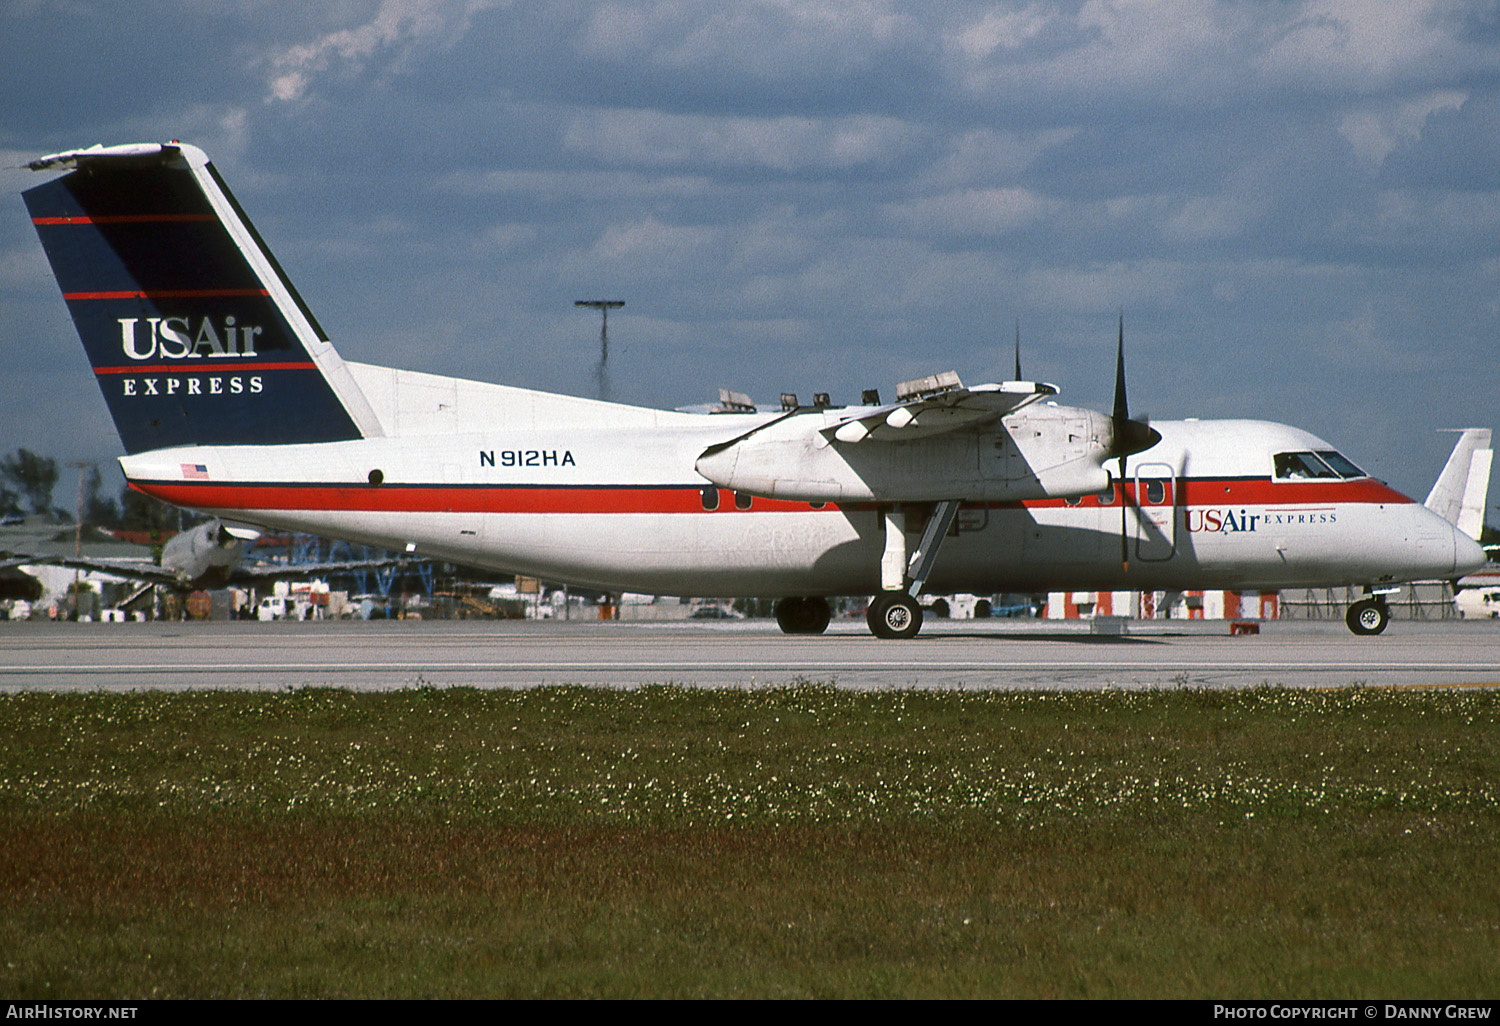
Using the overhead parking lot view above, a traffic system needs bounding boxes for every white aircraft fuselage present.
[20,142,1486,638]
[118,373,1469,596]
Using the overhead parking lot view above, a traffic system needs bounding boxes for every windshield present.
[1314,450,1366,478]
[1274,451,1339,480]
[1273,450,1367,480]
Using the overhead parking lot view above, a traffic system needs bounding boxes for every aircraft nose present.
[1453,525,1487,578]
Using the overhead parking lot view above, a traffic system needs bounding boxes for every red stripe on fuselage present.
[132,482,818,515]
[129,477,1414,516]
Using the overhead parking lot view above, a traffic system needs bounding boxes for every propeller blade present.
[1109,315,1160,571]
[1014,320,1023,380]
[1113,314,1129,426]
[1108,316,1162,460]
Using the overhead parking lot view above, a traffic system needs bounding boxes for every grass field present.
[1,685,1497,998]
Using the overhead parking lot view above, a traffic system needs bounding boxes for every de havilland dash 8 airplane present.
[19,141,1489,638]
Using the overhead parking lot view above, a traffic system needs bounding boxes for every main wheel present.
[775,596,831,635]
[867,592,923,639]
[1346,598,1389,636]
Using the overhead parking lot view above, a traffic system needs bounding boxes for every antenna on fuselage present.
[575,299,624,402]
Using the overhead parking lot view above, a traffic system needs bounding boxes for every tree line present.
[0,448,176,533]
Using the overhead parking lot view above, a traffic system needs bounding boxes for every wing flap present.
[823,378,1058,444]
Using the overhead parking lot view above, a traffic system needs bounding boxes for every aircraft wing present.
[699,373,1058,461]
[0,552,405,587]
[226,557,407,583]
[822,374,1058,444]
[0,553,177,583]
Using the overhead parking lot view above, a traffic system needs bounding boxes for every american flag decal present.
[181,463,209,480]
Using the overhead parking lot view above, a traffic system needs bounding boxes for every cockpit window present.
[1273,451,1339,480]
[1314,450,1366,478]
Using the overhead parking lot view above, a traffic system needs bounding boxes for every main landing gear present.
[865,501,960,639]
[776,596,831,635]
[1346,596,1390,636]
[775,501,961,640]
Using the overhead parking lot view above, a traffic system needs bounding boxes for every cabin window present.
[1144,479,1166,504]
[1273,451,1339,480]
[1315,450,1366,478]
[700,486,719,511]
[1097,476,1116,505]
[735,491,753,510]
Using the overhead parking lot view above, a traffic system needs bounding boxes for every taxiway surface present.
[2,617,1497,691]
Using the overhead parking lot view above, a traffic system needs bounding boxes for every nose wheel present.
[1346,597,1389,636]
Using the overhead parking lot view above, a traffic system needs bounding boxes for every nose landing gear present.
[867,591,922,639]
[1346,597,1390,636]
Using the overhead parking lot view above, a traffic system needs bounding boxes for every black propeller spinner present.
[1108,316,1161,571]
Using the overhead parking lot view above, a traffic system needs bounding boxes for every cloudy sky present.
[1,0,1497,515]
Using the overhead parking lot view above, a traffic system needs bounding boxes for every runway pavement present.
[1,616,1497,690]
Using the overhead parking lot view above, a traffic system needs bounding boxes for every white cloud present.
[1020,259,1189,313]
[946,3,1055,62]
[948,0,1250,100]
[887,187,1063,237]
[578,0,912,78]
[436,167,716,203]
[142,105,254,162]
[1257,0,1486,91]
[1161,165,1274,244]
[1338,89,1467,170]
[944,0,1494,112]
[585,217,723,269]
[265,0,510,102]
[561,108,924,173]
[1368,186,1500,242]
[915,128,1079,191]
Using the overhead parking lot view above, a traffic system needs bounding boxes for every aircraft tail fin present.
[23,142,382,454]
[1425,429,1492,541]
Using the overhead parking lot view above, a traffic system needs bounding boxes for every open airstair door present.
[1133,463,1177,562]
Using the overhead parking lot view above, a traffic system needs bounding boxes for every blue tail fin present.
[24,143,381,454]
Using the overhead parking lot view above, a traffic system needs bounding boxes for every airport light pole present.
[575,300,624,402]
[68,460,90,618]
